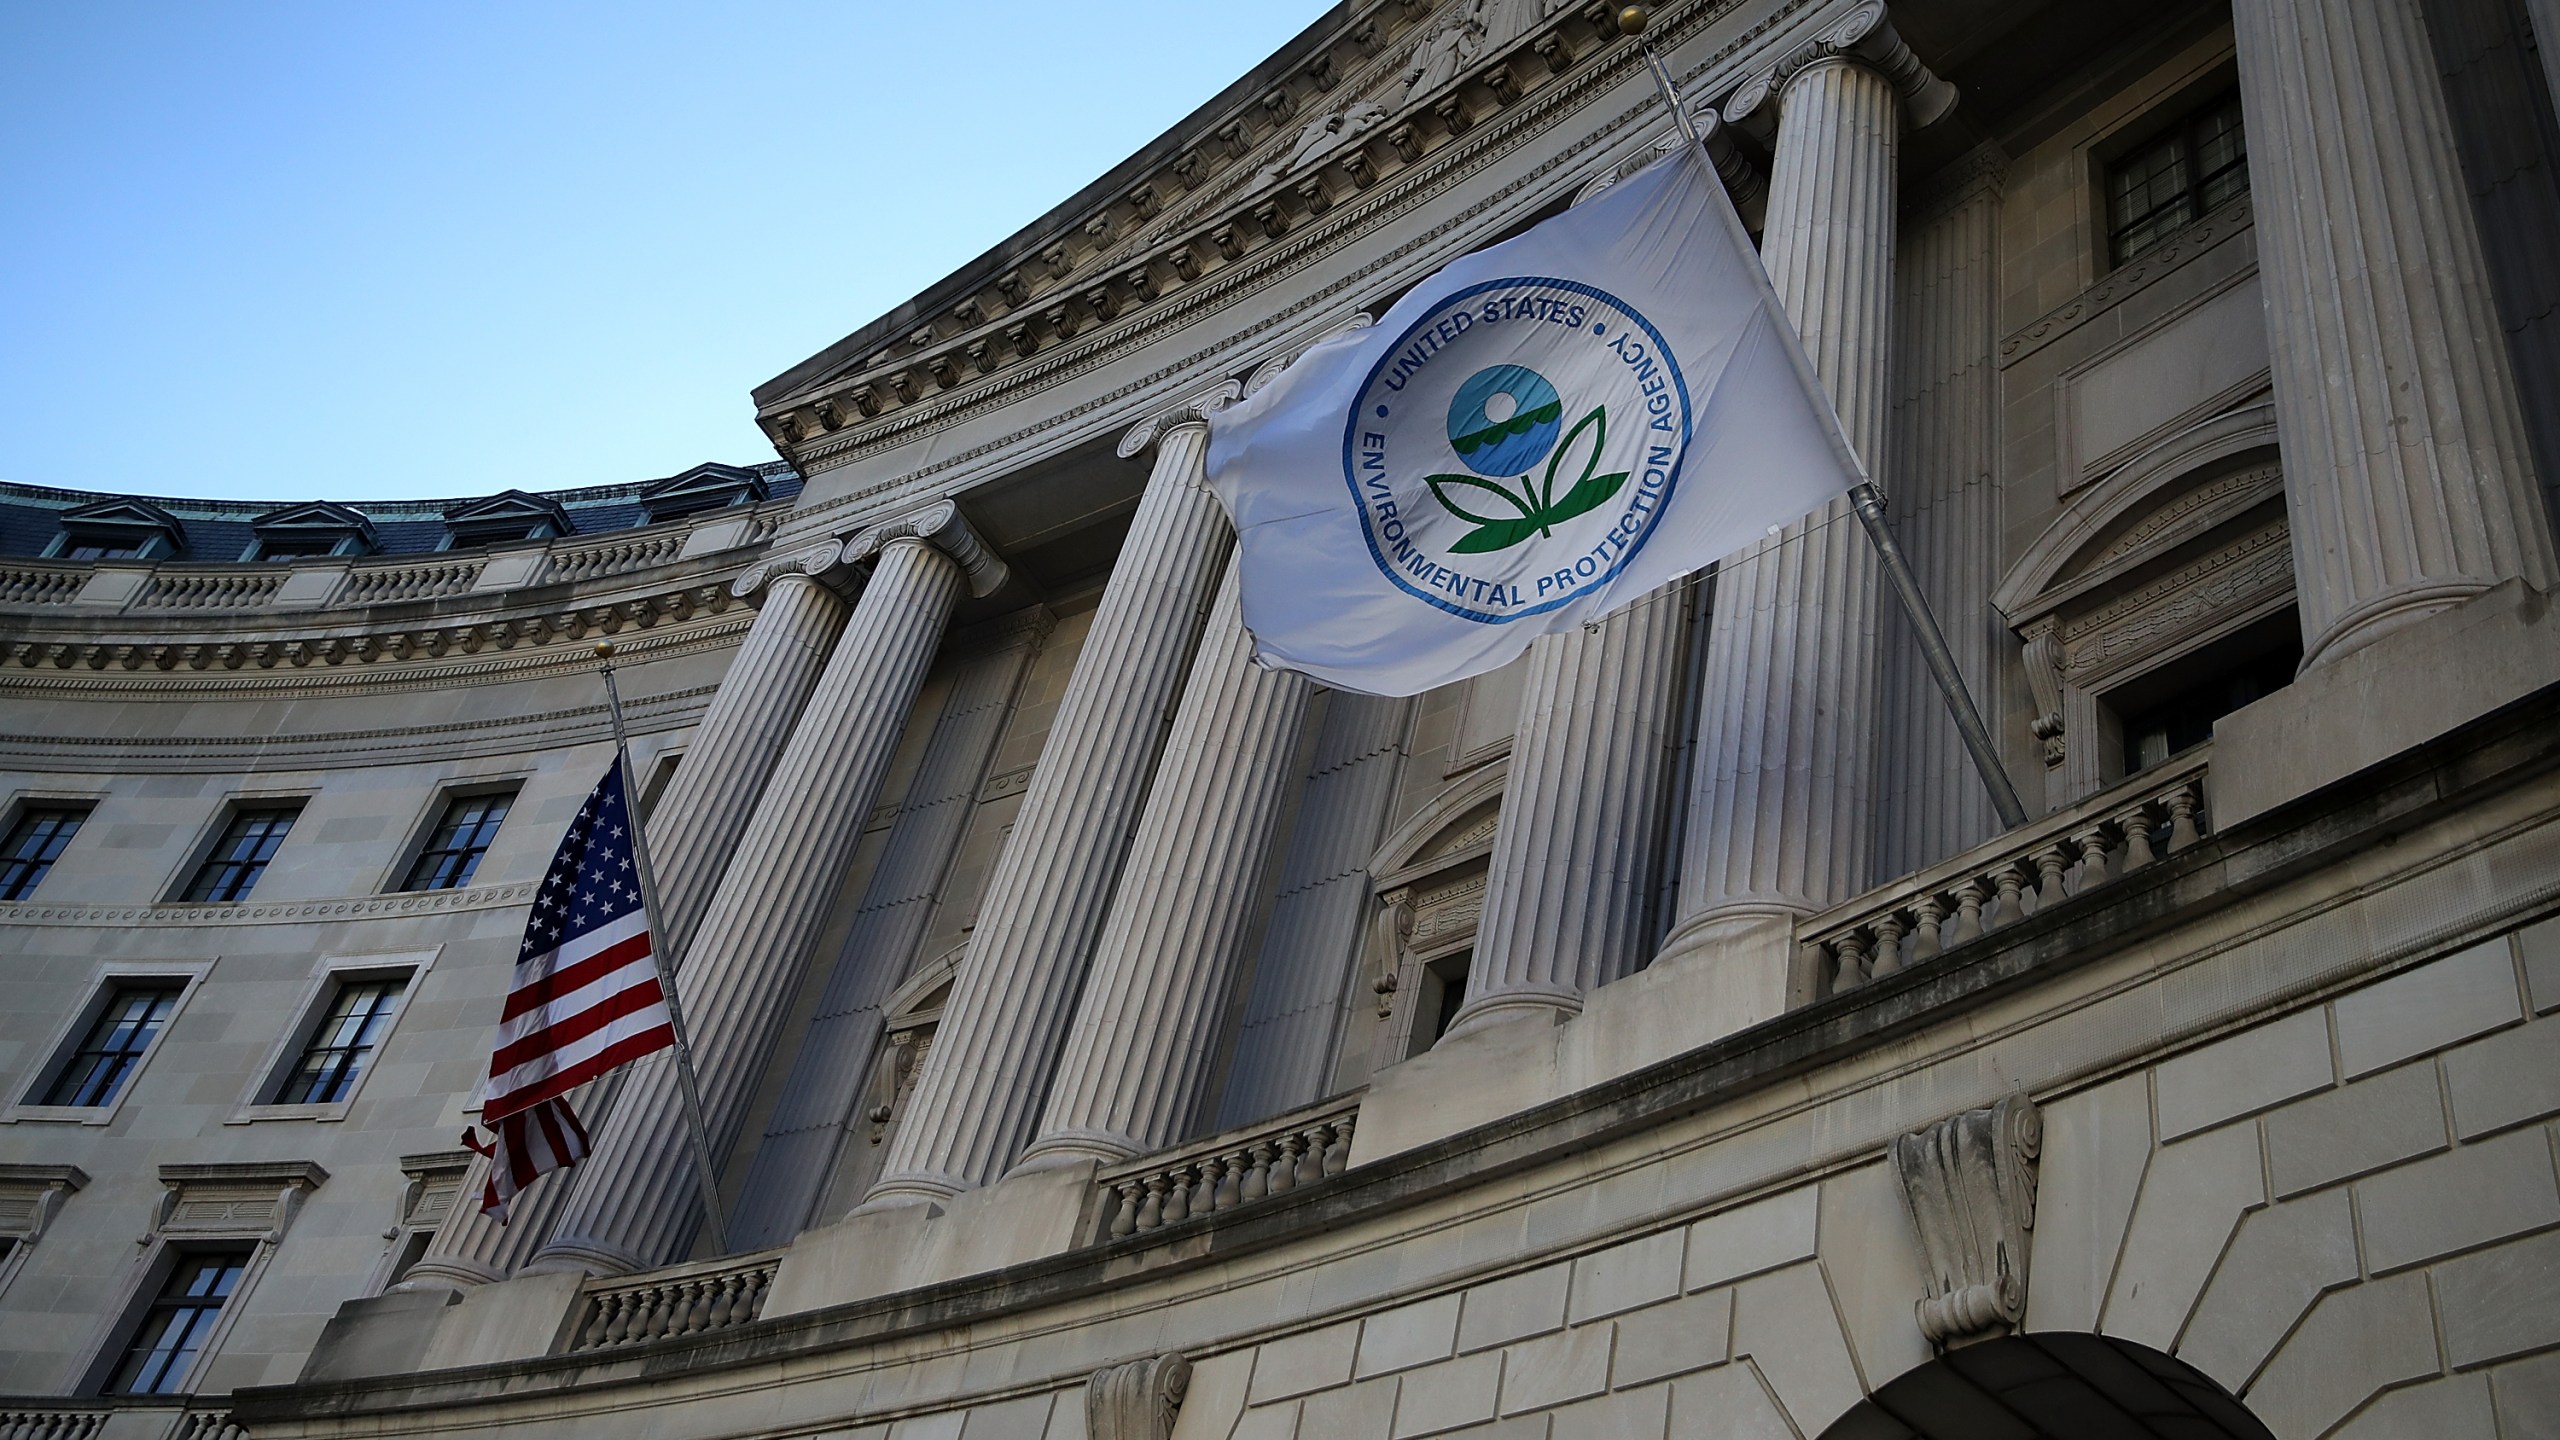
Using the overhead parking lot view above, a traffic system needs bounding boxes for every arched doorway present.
[1820,1334,2275,1440]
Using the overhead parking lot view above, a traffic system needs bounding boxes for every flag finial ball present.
[593,642,615,661]
[1618,5,1649,36]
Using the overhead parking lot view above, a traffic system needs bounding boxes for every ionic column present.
[866,386,1241,1207]
[1658,13,1942,1020]
[1444,582,1689,1035]
[1879,148,2009,875]
[726,608,1052,1249]
[2232,0,2557,665]
[1016,563,1314,1167]
[397,541,856,1290]
[532,503,1006,1272]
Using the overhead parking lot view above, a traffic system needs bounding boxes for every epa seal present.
[1342,276,1692,624]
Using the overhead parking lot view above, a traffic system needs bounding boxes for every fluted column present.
[1879,149,2008,877]
[1444,582,1688,1034]
[1016,563,1314,1166]
[726,609,1051,1249]
[532,503,1005,1272]
[866,385,1241,1207]
[1213,690,1410,1128]
[1657,40,1910,1009]
[398,542,855,1290]
[2233,0,2556,666]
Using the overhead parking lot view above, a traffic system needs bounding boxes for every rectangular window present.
[2107,89,2248,266]
[0,804,89,901]
[39,984,183,1107]
[108,1248,251,1395]
[182,805,301,902]
[400,791,513,891]
[272,977,408,1105]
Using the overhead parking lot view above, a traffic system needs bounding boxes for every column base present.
[1437,983,1583,1045]
[387,1257,504,1294]
[1649,905,1811,1042]
[1009,1128,1145,1175]
[852,1169,972,1216]
[519,1234,647,1279]
[2300,578,2495,672]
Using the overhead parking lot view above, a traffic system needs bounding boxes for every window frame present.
[172,797,309,904]
[230,947,440,1125]
[101,1244,256,1396]
[390,784,520,893]
[5,962,213,1127]
[2089,64,2250,275]
[0,795,97,902]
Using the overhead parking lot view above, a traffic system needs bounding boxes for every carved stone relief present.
[1087,1352,1190,1440]
[1891,1094,2041,1350]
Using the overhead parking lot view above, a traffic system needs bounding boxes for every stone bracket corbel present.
[1117,380,1246,460]
[0,1163,89,1248]
[843,500,1011,598]
[731,536,867,607]
[1722,2,1959,138]
[1087,1352,1191,1440]
[1891,1094,2041,1350]
[2020,619,2066,768]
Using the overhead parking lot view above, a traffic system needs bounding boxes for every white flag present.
[1205,150,1861,696]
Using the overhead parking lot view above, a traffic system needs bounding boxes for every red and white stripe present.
[480,908,675,1123]
[464,1097,591,1221]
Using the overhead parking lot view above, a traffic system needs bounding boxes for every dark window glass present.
[399,792,512,891]
[0,805,89,901]
[255,534,344,560]
[2107,90,2249,266]
[63,541,142,561]
[273,977,407,1105]
[182,806,301,902]
[2122,637,2303,775]
[39,984,183,1106]
[109,1248,250,1394]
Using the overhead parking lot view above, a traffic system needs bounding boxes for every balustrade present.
[1804,750,2210,995]
[130,570,286,610]
[1095,1096,1359,1240]
[563,1252,781,1352]
[0,565,84,606]
[536,532,688,586]
[335,558,484,606]
[0,1405,234,1440]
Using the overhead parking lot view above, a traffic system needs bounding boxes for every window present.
[271,977,407,1105]
[62,540,145,561]
[107,1248,251,1394]
[2106,89,2248,266]
[38,984,183,1107]
[181,805,301,902]
[2121,632,2302,774]
[0,804,88,900]
[400,791,513,891]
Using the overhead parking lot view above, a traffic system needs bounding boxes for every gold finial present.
[593,641,616,661]
[1618,5,1649,36]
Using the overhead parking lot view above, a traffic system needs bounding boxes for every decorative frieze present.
[1891,1095,2042,1349]
[0,882,535,929]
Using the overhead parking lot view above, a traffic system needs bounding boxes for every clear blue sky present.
[0,2,1331,503]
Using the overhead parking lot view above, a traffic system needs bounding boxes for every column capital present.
[1117,381,1245,459]
[1722,3,1957,137]
[731,537,865,605]
[845,499,1010,597]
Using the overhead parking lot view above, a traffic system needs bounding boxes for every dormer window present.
[638,463,770,525]
[440,490,571,550]
[43,499,184,562]
[242,502,376,562]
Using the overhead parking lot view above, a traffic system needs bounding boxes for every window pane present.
[400,791,512,891]
[40,984,181,1106]
[182,805,301,902]
[2192,93,2250,211]
[274,977,408,1104]
[0,805,88,901]
[2108,88,2250,267]
[109,1249,249,1395]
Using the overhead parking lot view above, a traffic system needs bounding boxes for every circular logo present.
[1342,277,1692,624]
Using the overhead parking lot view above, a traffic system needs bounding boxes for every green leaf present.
[1544,471,1630,526]
[1449,516,1545,553]
[1538,405,1609,513]
[1424,473,1535,526]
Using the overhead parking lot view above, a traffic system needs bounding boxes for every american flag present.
[464,758,675,1219]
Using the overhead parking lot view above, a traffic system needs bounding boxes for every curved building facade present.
[4,1,2560,1436]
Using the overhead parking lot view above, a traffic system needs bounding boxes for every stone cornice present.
[0,882,537,928]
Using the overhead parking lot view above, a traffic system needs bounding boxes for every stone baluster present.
[1657,11,1946,1034]
[531,503,1007,1273]
[398,541,859,1291]
[1016,561,1315,1168]
[867,386,1242,1208]
[1444,581,1689,1036]
[2233,0,2557,668]
[726,609,1052,1249]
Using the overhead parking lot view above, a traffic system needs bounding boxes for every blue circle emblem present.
[1446,365,1562,477]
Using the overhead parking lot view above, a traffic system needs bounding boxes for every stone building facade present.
[3,0,2558,1436]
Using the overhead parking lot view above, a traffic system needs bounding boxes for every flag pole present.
[1618,6,2031,832]
[592,641,733,1255]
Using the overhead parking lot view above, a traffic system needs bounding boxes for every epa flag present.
[463,759,675,1219]
[1206,150,1860,696]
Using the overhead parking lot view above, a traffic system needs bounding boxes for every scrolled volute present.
[1116,381,1246,460]
[1086,1352,1190,1440]
[842,499,1010,598]
[730,537,860,604]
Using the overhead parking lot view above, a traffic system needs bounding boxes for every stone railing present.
[534,531,689,587]
[0,1407,109,1440]
[1095,1094,1361,1241]
[0,1403,236,1439]
[129,569,288,611]
[166,1410,244,1440]
[0,565,85,606]
[561,1249,782,1353]
[1804,749,2211,996]
[333,557,485,607]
